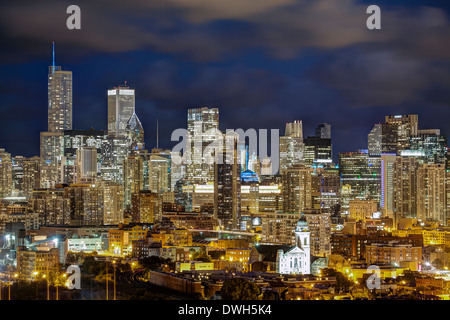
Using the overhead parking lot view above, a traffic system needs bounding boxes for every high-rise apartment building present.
[0,148,13,198]
[380,154,397,220]
[40,132,64,188]
[416,163,446,225]
[123,155,144,210]
[393,157,418,223]
[282,164,313,214]
[23,156,40,198]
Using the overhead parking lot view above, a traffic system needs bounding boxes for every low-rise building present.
[365,241,422,270]
[17,246,59,281]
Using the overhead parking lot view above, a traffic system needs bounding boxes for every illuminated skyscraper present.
[108,85,136,138]
[393,157,418,223]
[132,191,161,223]
[48,44,73,133]
[214,132,241,230]
[407,129,447,165]
[125,112,145,151]
[380,154,397,220]
[315,123,331,139]
[186,107,220,183]
[40,132,64,188]
[282,164,313,214]
[385,114,419,154]
[75,147,98,183]
[62,129,105,184]
[123,155,144,211]
[41,44,72,187]
[146,149,171,194]
[0,148,13,198]
[416,163,446,224]
[12,156,25,197]
[65,184,105,226]
[279,121,304,174]
[304,137,332,166]
[23,156,40,198]
[367,123,397,156]
[101,181,124,225]
[338,150,381,211]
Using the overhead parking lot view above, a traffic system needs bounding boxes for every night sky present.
[1,0,450,162]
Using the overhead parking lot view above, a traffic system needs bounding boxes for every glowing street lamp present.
[113,260,116,301]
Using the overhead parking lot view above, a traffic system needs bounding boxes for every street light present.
[113,260,116,300]
[43,274,49,300]
[106,261,109,300]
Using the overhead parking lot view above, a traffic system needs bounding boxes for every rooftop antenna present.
[156,119,159,149]
[52,41,55,73]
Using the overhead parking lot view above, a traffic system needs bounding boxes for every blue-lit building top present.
[241,169,259,182]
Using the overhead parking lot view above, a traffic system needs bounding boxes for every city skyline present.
[2,0,450,159]
[0,48,447,163]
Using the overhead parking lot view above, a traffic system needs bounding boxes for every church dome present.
[295,215,309,232]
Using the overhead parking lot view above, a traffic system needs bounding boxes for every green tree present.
[221,278,261,300]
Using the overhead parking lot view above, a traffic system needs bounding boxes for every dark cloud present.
[1,0,450,159]
[309,49,450,107]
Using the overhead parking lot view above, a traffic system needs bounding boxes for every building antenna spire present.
[52,41,55,73]
[157,119,159,149]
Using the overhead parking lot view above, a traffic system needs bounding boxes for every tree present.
[262,289,279,300]
[221,278,261,300]
[432,259,444,270]
[192,250,212,263]
[139,256,171,270]
[321,268,354,292]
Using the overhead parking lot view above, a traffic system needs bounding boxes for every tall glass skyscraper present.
[107,85,136,138]
[185,107,220,183]
[48,64,72,132]
[41,44,72,187]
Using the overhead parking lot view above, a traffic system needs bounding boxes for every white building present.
[276,217,311,275]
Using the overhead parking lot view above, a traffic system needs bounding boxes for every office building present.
[185,107,220,183]
[367,123,397,156]
[279,120,304,174]
[385,114,419,154]
[315,123,331,139]
[304,137,332,166]
[107,85,136,138]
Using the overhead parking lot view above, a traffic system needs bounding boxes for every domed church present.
[276,216,311,275]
